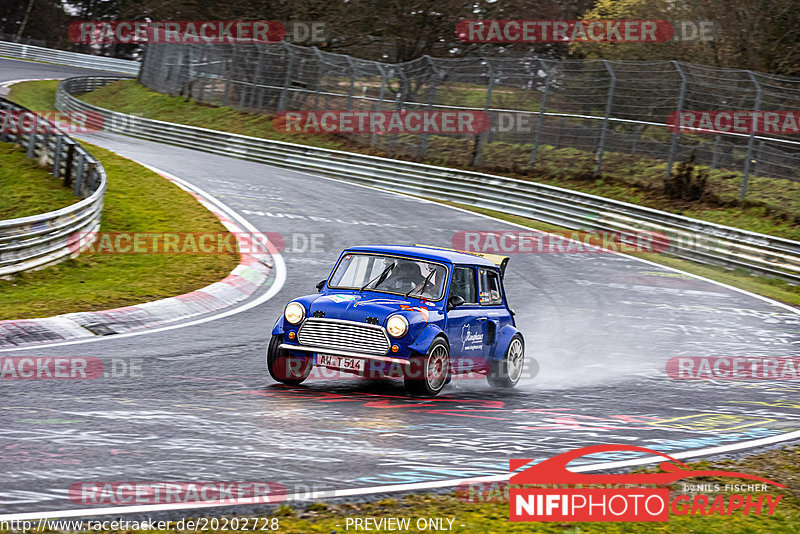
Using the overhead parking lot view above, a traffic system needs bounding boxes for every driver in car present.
[384,262,425,294]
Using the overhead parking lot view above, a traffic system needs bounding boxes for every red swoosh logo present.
[510,444,785,488]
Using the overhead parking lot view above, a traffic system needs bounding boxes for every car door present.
[445,265,491,372]
[478,267,512,359]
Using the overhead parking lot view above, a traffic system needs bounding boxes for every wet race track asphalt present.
[1,58,799,518]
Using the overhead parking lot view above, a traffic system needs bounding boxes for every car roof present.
[344,245,499,268]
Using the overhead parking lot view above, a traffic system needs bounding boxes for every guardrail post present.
[63,141,75,187]
[52,134,63,178]
[740,71,762,200]
[471,61,494,167]
[26,115,38,158]
[73,152,85,197]
[529,59,552,166]
[666,61,687,179]
[277,43,295,112]
[594,60,616,176]
[371,63,387,147]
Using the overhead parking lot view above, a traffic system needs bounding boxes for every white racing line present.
[1,78,799,519]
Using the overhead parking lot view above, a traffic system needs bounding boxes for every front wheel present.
[488,335,524,389]
[267,334,311,386]
[404,338,450,396]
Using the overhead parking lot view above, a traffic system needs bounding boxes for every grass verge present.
[0,141,77,219]
[2,79,239,319]
[0,140,239,319]
[73,79,799,240]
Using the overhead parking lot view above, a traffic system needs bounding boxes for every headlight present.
[386,315,409,338]
[284,302,305,325]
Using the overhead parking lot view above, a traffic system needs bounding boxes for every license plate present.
[318,354,365,372]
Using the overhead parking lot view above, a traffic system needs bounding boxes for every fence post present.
[471,61,494,167]
[197,45,207,102]
[419,56,440,160]
[666,61,687,179]
[711,134,721,169]
[389,67,408,155]
[223,46,235,106]
[248,44,264,112]
[740,71,762,200]
[313,48,325,110]
[594,60,616,175]
[529,59,552,165]
[346,56,356,111]
[277,43,295,112]
[371,63,387,148]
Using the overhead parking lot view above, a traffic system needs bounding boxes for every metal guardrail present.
[0,40,140,75]
[0,97,106,276]
[57,75,800,283]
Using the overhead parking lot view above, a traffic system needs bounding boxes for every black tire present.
[267,334,311,386]
[488,335,524,389]
[404,338,450,396]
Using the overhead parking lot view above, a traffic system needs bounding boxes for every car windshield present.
[329,253,447,300]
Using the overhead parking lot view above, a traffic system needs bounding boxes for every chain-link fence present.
[138,41,800,199]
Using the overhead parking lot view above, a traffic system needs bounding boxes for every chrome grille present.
[297,318,390,355]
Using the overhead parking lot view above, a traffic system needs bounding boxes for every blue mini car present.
[267,245,525,396]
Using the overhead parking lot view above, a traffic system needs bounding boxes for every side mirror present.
[447,295,465,310]
[316,279,327,291]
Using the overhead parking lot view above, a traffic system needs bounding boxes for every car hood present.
[305,292,434,323]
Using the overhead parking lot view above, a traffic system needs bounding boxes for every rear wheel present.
[488,335,524,389]
[267,334,311,386]
[404,338,450,396]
